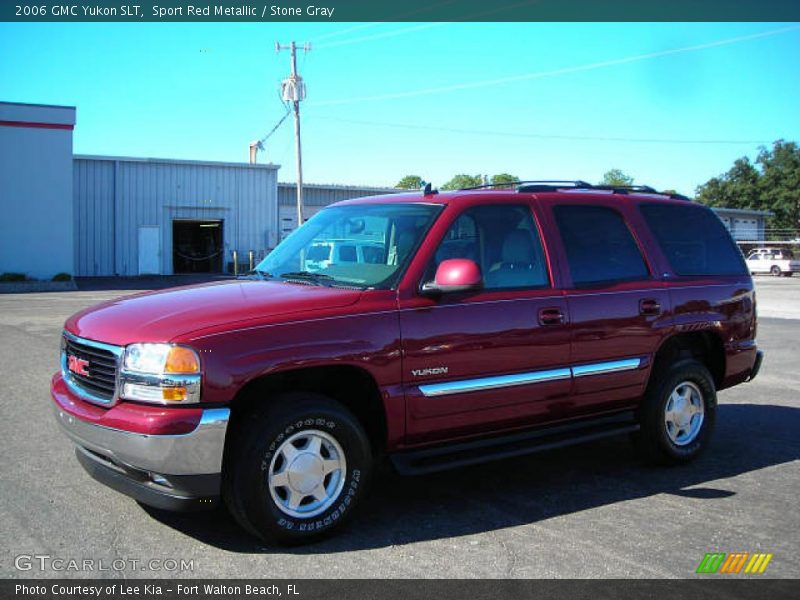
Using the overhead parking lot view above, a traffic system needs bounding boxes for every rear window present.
[553,205,649,286]
[640,204,748,276]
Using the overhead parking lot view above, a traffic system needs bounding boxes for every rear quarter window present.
[639,203,748,276]
[553,204,649,287]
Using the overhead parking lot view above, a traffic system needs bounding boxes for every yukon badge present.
[411,367,449,377]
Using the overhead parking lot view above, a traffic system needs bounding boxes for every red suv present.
[52,181,763,543]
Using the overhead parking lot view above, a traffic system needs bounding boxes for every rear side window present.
[640,204,747,276]
[554,205,649,286]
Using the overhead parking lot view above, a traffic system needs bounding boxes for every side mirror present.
[421,259,483,296]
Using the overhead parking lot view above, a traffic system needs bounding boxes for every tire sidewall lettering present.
[261,416,362,533]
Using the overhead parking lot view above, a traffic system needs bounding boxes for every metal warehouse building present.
[73,156,279,276]
[72,158,398,276]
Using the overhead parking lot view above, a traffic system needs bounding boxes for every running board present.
[391,411,639,475]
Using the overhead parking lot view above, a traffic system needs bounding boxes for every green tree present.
[600,169,634,187]
[490,173,520,188]
[757,140,800,231]
[695,157,761,209]
[696,141,800,232]
[441,174,483,190]
[396,175,424,190]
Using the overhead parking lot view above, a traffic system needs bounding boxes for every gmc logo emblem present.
[67,355,89,377]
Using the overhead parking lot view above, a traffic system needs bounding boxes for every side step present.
[391,411,639,475]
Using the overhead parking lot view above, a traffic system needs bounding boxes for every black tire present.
[633,358,716,465]
[223,392,372,544]
[770,265,782,277]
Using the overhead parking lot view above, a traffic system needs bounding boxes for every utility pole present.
[276,41,310,229]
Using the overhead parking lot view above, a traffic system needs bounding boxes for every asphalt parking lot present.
[0,277,798,579]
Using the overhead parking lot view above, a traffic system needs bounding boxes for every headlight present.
[120,343,201,405]
[123,343,200,375]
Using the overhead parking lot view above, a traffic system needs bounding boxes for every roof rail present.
[462,180,592,191]
[590,184,659,194]
[459,180,690,200]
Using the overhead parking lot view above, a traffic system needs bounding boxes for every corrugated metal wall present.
[277,183,399,239]
[74,156,279,276]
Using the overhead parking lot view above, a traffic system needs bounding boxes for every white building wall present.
[0,102,75,279]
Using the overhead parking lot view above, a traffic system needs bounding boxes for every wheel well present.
[227,365,388,455]
[651,332,726,389]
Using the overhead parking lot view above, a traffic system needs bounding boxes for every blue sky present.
[1,22,799,195]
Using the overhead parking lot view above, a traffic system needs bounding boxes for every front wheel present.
[633,358,716,465]
[771,265,782,276]
[223,393,372,544]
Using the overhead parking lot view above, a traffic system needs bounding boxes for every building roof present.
[74,154,280,170]
[710,206,774,217]
[0,101,76,127]
[278,182,399,192]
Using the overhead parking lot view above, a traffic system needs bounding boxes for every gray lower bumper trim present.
[54,405,230,476]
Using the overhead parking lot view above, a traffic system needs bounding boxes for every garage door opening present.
[172,220,223,273]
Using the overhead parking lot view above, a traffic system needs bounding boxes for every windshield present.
[255,203,442,289]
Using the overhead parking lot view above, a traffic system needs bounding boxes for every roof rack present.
[462,180,592,191]
[459,180,690,200]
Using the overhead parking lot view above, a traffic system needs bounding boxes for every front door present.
[399,203,571,444]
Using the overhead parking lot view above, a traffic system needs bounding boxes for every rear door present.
[543,199,669,416]
[398,201,572,444]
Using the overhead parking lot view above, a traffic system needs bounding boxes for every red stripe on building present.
[0,120,74,130]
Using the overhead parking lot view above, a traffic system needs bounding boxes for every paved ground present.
[750,275,800,320]
[0,277,798,579]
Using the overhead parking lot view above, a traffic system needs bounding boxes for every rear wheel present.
[771,265,782,276]
[223,393,372,544]
[633,358,716,465]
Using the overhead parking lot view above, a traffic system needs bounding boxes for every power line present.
[309,25,800,107]
[256,110,291,147]
[311,114,775,146]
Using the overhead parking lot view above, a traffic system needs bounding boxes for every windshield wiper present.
[240,269,273,280]
[279,271,336,286]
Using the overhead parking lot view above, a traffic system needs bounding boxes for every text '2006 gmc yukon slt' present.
[52,181,764,544]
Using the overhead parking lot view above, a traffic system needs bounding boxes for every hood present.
[65,280,363,346]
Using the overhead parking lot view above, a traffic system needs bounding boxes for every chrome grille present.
[62,333,121,404]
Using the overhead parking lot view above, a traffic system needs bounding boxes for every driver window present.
[426,205,549,290]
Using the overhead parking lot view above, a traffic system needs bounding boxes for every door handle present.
[639,298,661,316]
[539,307,565,326]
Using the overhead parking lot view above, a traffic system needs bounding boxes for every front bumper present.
[748,350,764,382]
[52,378,230,511]
[53,402,229,475]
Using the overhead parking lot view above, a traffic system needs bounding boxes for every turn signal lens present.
[164,346,200,374]
[161,386,189,401]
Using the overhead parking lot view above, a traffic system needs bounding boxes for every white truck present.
[745,247,800,277]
